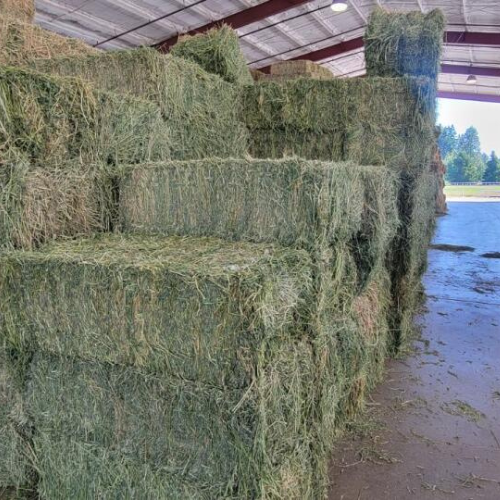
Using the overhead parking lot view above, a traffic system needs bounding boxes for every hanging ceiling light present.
[331,0,348,13]
[466,74,477,85]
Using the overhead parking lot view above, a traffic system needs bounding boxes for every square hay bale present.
[365,8,445,81]
[0,349,30,490]
[170,25,253,86]
[117,158,367,251]
[28,349,318,499]
[243,76,435,171]
[0,19,96,66]
[0,162,108,249]
[30,48,248,160]
[269,60,333,80]
[0,234,312,388]
[0,66,169,165]
[0,0,34,23]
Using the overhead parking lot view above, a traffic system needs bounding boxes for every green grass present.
[444,185,500,198]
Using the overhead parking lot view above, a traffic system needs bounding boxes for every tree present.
[447,151,485,182]
[483,151,500,182]
[438,125,458,160]
[458,126,481,156]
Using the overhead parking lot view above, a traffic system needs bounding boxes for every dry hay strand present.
[0,0,34,23]
[171,25,252,86]
[0,19,96,66]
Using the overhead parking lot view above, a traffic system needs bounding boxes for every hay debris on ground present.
[30,48,248,160]
[0,66,169,165]
[171,25,253,86]
[365,7,445,81]
[0,19,96,66]
[0,0,34,23]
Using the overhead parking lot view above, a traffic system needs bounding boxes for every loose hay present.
[0,66,169,165]
[30,48,248,160]
[171,25,253,86]
[0,20,96,66]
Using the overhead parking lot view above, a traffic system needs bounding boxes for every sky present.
[437,98,500,155]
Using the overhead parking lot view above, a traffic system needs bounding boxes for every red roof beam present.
[157,0,315,52]
[441,64,500,78]
[438,91,500,103]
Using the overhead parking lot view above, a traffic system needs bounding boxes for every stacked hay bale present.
[257,60,334,82]
[170,24,253,85]
[31,48,249,160]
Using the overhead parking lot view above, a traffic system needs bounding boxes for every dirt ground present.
[328,201,500,500]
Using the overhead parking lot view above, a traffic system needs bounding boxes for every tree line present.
[438,125,500,182]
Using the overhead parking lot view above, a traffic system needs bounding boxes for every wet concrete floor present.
[328,202,500,500]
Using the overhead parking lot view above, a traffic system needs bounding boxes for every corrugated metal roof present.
[35,0,500,99]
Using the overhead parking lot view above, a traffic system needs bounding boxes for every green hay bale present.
[117,158,367,250]
[0,66,169,165]
[0,19,96,66]
[0,161,108,249]
[365,8,445,81]
[243,76,435,172]
[28,348,318,499]
[0,234,312,388]
[30,48,248,160]
[171,25,252,86]
[0,349,30,490]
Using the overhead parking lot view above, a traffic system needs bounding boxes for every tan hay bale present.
[0,0,34,23]
[270,60,333,79]
[0,20,96,66]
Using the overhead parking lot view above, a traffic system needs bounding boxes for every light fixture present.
[331,0,348,13]
[466,74,477,85]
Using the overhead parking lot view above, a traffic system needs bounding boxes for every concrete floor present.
[329,201,500,500]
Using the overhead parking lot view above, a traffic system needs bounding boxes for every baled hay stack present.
[0,349,30,490]
[0,162,108,249]
[365,8,445,82]
[0,20,96,66]
[0,66,169,165]
[2,235,322,498]
[171,25,253,86]
[30,48,248,160]
[0,0,34,23]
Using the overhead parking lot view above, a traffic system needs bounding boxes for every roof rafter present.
[156,0,315,52]
[438,91,500,103]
